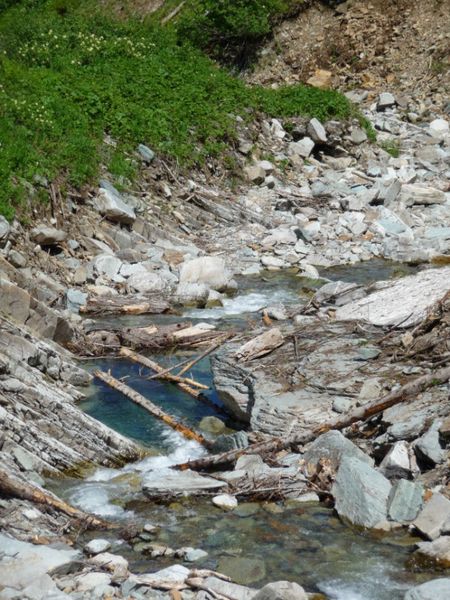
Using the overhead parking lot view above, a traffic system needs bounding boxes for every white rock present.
[399,184,446,206]
[93,254,123,279]
[84,539,111,555]
[429,118,449,139]
[258,160,275,174]
[212,494,238,511]
[261,256,288,269]
[128,271,167,293]
[377,92,396,110]
[179,256,235,292]
[76,572,111,591]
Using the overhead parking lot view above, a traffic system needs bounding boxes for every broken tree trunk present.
[94,370,213,449]
[0,467,108,528]
[177,364,450,472]
[119,348,208,395]
[177,333,234,377]
[235,328,284,362]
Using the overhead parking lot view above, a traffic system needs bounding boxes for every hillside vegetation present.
[0,0,353,220]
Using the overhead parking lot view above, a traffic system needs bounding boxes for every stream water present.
[51,260,445,599]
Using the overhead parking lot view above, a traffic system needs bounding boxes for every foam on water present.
[185,289,296,319]
[67,429,205,518]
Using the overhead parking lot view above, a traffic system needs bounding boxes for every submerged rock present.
[217,557,266,585]
[332,456,391,528]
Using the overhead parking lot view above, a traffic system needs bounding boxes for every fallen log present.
[0,467,108,528]
[80,294,169,316]
[119,348,208,394]
[235,328,284,362]
[94,370,213,448]
[119,347,229,417]
[177,333,234,377]
[176,364,450,472]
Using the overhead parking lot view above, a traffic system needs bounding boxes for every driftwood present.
[0,467,107,528]
[177,333,233,376]
[119,348,208,394]
[80,294,169,316]
[94,370,213,448]
[235,328,284,362]
[177,364,450,472]
[75,323,229,356]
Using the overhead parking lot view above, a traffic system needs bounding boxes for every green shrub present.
[0,0,353,219]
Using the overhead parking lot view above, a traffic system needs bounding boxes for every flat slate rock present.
[142,469,227,498]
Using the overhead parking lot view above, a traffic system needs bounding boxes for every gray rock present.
[245,165,266,185]
[131,564,189,588]
[388,480,424,522]
[84,539,111,555]
[400,184,446,206]
[288,138,315,159]
[332,396,353,413]
[174,282,210,307]
[404,578,450,600]
[304,430,374,471]
[93,254,123,279]
[350,128,368,144]
[413,493,450,540]
[258,160,274,175]
[75,572,111,591]
[202,576,255,600]
[142,469,227,499]
[94,187,136,224]
[332,456,391,528]
[0,216,10,244]
[377,92,396,110]
[184,548,208,562]
[414,424,445,465]
[8,250,27,268]
[217,557,266,585]
[66,289,88,313]
[138,144,155,162]
[211,431,249,453]
[30,226,66,245]
[253,581,307,600]
[128,271,167,293]
[307,118,327,144]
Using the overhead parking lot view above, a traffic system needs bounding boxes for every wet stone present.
[217,557,266,585]
[388,480,424,523]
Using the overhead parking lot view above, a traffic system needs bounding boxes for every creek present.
[50,260,442,600]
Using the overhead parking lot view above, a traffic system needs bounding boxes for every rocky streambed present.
[1,94,450,600]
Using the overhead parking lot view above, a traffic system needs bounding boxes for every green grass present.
[0,0,353,219]
[380,139,400,158]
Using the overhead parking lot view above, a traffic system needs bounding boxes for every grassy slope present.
[0,0,353,220]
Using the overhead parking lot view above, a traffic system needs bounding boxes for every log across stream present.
[49,264,443,600]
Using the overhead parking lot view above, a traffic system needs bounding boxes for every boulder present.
[388,480,424,522]
[8,250,27,268]
[30,226,66,245]
[66,289,88,313]
[93,254,123,279]
[429,118,449,139]
[253,581,307,600]
[179,256,235,292]
[199,416,226,434]
[94,186,136,224]
[174,282,210,306]
[210,431,249,453]
[0,279,31,323]
[332,456,391,528]
[304,430,373,472]
[415,537,450,568]
[185,548,208,562]
[335,267,450,328]
[132,564,189,588]
[413,493,450,540]
[404,578,450,600]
